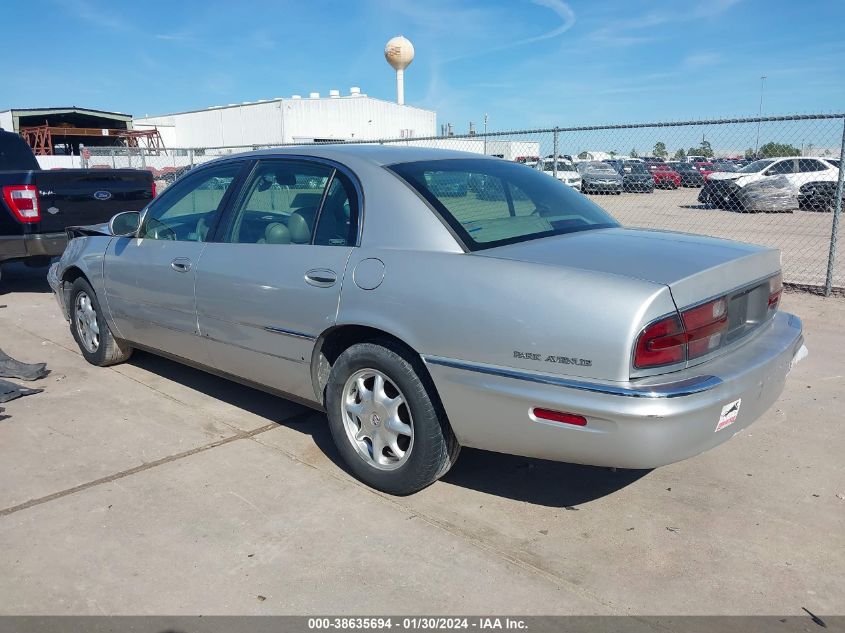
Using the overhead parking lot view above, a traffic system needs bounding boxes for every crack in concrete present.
[0,423,279,518]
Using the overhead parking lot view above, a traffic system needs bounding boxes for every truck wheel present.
[69,278,133,367]
[325,340,460,495]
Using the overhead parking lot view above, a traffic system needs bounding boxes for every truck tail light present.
[768,273,782,312]
[2,185,40,223]
[151,181,157,198]
[634,297,728,368]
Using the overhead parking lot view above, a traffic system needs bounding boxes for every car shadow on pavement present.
[128,350,651,507]
[442,449,651,507]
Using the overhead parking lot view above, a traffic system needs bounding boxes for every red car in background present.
[647,163,681,189]
[694,162,716,179]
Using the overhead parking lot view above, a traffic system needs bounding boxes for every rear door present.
[195,158,359,401]
[34,169,154,232]
[103,161,247,364]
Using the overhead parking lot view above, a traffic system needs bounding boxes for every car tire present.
[325,340,460,495]
[69,278,133,367]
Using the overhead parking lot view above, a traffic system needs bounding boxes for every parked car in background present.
[605,159,654,192]
[48,145,805,495]
[0,129,154,284]
[667,161,705,187]
[700,157,839,212]
[685,155,707,164]
[536,158,582,189]
[576,161,623,194]
[798,181,844,211]
[647,163,681,189]
[710,161,740,173]
[694,162,716,179]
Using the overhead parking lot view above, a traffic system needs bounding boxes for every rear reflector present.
[2,185,40,223]
[532,408,587,426]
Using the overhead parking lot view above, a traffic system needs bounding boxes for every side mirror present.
[109,211,141,236]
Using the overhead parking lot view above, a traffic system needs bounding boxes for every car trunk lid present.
[477,227,781,361]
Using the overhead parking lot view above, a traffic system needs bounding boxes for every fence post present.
[140,147,146,170]
[553,127,559,179]
[824,117,845,296]
[110,149,115,169]
[189,149,194,168]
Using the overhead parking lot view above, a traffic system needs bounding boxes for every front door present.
[195,159,360,402]
[103,161,246,364]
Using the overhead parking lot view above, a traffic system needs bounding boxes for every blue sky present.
[1,0,844,135]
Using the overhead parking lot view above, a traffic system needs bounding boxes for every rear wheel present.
[69,278,133,366]
[325,340,460,495]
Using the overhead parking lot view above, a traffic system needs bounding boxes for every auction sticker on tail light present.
[716,399,742,432]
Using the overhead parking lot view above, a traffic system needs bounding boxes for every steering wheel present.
[145,218,177,241]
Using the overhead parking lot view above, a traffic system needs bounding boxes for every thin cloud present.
[684,51,722,69]
[444,0,576,62]
[56,0,130,33]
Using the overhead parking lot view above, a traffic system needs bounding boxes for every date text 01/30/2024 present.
[307,617,528,630]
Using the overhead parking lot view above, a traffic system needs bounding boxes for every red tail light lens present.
[634,314,686,368]
[151,181,157,198]
[635,297,728,368]
[768,273,782,312]
[682,297,728,360]
[2,185,40,223]
[532,408,587,426]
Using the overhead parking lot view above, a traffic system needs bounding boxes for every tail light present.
[2,185,40,223]
[768,274,782,312]
[635,297,728,369]
[151,181,157,198]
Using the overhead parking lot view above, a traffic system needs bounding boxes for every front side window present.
[139,163,242,241]
[389,158,618,250]
[222,160,358,246]
[767,160,796,175]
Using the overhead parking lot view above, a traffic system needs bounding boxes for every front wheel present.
[69,278,133,366]
[325,341,460,495]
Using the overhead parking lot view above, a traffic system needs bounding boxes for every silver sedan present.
[48,146,806,494]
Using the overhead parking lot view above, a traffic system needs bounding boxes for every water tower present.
[384,36,415,105]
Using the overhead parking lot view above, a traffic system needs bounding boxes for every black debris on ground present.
[0,347,49,381]
[0,378,43,404]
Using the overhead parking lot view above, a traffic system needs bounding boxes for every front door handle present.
[304,269,337,288]
[171,257,192,273]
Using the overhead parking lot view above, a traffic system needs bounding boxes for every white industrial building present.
[132,88,437,147]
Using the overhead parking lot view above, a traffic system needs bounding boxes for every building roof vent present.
[350,87,361,96]
[309,92,320,99]
[329,89,340,98]
[291,95,302,99]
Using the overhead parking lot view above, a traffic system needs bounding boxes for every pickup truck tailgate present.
[34,169,153,232]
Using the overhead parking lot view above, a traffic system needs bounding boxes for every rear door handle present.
[171,257,192,273]
[304,269,337,288]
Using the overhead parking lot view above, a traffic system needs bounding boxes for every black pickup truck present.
[0,129,154,282]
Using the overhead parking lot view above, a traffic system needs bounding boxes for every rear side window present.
[389,158,618,250]
[798,159,827,173]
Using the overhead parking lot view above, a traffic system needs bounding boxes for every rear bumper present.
[0,232,67,263]
[424,311,804,469]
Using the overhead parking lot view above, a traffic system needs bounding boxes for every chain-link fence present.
[84,113,845,294]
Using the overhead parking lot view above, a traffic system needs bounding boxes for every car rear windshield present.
[388,158,619,250]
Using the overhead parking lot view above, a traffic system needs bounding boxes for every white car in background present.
[702,157,840,212]
[534,158,582,190]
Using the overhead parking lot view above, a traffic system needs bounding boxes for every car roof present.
[227,144,499,167]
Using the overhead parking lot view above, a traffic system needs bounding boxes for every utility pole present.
[754,75,767,157]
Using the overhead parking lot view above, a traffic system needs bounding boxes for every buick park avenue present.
[49,146,806,494]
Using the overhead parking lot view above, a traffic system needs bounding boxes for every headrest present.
[265,222,291,244]
[288,207,318,244]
